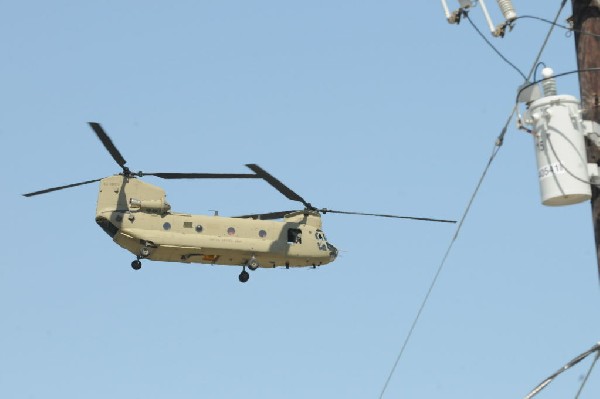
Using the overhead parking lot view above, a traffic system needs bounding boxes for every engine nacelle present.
[129,198,171,213]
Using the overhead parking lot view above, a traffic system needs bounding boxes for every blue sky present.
[1,1,599,398]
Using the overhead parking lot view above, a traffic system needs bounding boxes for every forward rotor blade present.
[319,209,457,223]
[144,172,260,179]
[23,178,104,197]
[246,164,312,208]
[233,210,298,220]
[88,122,127,169]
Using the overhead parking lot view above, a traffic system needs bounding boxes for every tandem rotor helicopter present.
[24,123,456,282]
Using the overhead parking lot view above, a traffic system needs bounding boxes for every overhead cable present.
[524,342,600,399]
[515,15,600,39]
[464,10,527,80]
[574,350,599,399]
[377,1,569,397]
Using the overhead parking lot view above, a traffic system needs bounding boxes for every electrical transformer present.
[524,94,591,206]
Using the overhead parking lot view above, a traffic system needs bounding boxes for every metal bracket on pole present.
[584,120,600,147]
[588,163,600,185]
[441,0,472,24]
[517,82,542,104]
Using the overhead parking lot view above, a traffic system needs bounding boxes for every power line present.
[464,11,527,80]
[515,15,600,39]
[574,350,600,399]
[377,130,504,399]
[377,1,569,397]
[523,0,568,84]
[524,342,600,399]
[516,67,600,104]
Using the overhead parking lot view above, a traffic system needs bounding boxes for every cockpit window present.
[287,228,302,244]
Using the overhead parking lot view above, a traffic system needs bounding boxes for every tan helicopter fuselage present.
[94,175,338,269]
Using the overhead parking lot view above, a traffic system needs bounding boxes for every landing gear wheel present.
[131,260,142,270]
[239,270,250,283]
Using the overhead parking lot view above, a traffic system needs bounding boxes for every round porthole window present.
[259,230,267,238]
[163,222,171,231]
[195,225,203,233]
[227,227,235,236]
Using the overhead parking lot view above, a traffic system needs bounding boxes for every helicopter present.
[24,122,456,283]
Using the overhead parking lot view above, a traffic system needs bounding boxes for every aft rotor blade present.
[246,164,312,208]
[23,178,104,197]
[319,209,457,223]
[233,210,298,220]
[88,122,127,169]
[145,172,260,179]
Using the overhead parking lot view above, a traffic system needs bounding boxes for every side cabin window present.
[316,230,328,251]
[287,228,302,244]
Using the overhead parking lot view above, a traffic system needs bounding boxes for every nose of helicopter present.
[327,243,338,262]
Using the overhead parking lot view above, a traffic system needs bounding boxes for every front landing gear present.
[239,267,250,283]
[131,258,142,270]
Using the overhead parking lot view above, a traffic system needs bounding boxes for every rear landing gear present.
[247,256,259,271]
[239,256,259,282]
[239,268,250,283]
[131,258,142,270]
[132,246,149,270]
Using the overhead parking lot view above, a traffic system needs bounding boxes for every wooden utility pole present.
[571,0,600,278]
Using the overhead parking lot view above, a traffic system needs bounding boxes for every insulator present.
[541,67,557,97]
[496,0,517,21]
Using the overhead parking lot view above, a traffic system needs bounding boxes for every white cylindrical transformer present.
[526,94,591,206]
